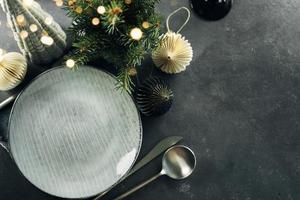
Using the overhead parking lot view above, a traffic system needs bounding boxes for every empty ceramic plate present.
[8,66,142,198]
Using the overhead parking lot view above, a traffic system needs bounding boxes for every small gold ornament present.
[124,0,132,5]
[127,66,137,76]
[75,6,83,14]
[80,47,87,53]
[68,0,75,6]
[111,7,123,15]
[152,7,193,74]
[142,21,150,29]
[0,52,27,91]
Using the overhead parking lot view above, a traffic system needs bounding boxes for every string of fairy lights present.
[64,0,145,68]
[0,0,147,68]
[66,0,144,40]
[18,0,56,46]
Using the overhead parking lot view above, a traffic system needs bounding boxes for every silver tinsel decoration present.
[0,0,67,65]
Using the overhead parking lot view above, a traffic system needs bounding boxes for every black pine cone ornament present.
[136,77,174,116]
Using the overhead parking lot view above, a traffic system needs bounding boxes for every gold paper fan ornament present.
[0,52,27,91]
[152,7,193,74]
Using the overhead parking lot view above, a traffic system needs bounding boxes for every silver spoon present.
[113,145,196,200]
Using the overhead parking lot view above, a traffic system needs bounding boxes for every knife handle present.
[0,95,16,110]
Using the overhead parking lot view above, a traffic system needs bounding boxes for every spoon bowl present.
[162,145,196,180]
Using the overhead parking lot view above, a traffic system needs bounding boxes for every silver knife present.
[127,136,183,177]
[94,136,183,200]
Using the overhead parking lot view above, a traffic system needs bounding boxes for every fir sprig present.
[63,0,161,92]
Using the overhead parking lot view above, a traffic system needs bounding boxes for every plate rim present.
[7,66,143,199]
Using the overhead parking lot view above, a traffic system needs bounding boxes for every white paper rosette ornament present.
[0,51,27,91]
[152,7,193,74]
[152,31,193,74]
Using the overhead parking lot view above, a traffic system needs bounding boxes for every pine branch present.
[63,0,162,92]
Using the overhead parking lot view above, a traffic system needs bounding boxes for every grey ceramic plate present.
[7,66,142,199]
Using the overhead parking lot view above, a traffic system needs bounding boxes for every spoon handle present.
[113,173,162,200]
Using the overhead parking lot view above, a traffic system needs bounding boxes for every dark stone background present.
[1,0,300,200]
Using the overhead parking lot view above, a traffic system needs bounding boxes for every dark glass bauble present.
[191,0,232,20]
[136,77,174,117]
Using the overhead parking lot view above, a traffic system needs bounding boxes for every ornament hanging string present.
[166,7,191,33]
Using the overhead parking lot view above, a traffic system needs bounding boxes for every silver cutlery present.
[127,136,183,177]
[112,145,196,200]
[93,136,183,200]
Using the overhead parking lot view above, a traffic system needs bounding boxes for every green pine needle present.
[63,0,161,92]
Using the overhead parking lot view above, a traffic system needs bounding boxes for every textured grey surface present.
[1,0,300,200]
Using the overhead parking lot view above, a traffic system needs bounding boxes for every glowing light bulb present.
[41,36,54,46]
[55,0,63,7]
[16,15,25,26]
[45,17,53,25]
[16,15,25,23]
[23,0,34,6]
[29,24,38,32]
[20,30,29,39]
[66,59,75,68]
[97,6,106,14]
[130,28,143,41]
[92,17,100,26]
